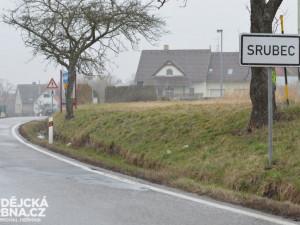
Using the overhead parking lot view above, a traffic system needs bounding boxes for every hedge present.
[105,85,157,103]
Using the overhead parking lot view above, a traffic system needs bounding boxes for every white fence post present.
[49,117,53,144]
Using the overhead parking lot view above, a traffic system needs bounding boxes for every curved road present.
[0,117,298,225]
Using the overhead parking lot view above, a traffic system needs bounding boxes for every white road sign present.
[240,33,300,67]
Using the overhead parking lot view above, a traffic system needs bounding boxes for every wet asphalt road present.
[0,117,299,225]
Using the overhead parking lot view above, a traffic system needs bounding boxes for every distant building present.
[134,46,251,99]
[33,89,60,115]
[15,82,60,116]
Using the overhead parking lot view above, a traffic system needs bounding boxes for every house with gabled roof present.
[134,45,251,99]
[15,82,61,116]
[15,83,47,116]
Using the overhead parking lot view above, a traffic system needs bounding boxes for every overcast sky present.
[0,0,298,86]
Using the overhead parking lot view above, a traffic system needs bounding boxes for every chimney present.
[164,45,169,50]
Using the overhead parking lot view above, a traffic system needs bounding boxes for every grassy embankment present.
[21,95,300,219]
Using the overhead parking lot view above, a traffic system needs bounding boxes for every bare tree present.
[0,79,15,114]
[3,0,166,119]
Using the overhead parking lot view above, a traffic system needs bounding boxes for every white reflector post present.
[49,117,53,144]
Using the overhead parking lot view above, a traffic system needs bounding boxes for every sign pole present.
[268,67,273,164]
[46,78,58,113]
[60,70,62,113]
[280,15,290,106]
[75,71,77,109]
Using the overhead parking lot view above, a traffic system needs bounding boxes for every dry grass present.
[221,92,251,104]
[221,86,300,105]
[276,86,299,104]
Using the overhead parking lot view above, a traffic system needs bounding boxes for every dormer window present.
[153,61,185,77]
[166,69,173,76]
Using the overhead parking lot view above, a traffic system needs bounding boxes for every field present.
[21,90,300,218]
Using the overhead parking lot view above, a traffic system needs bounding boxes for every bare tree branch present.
[156,0,187,9]
[0,80,15,109]
[2,0,167,119]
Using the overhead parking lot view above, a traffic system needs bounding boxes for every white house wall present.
[276,76,298,87]
[34,90,59,114]
[190,82,207,97]
[206,82,250,97]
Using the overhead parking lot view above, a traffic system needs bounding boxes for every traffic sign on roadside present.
[47,78,58,89]
[239,33,300,165]
[240,33,300,67]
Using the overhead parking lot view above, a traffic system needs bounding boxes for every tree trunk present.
[65,65,76,120]
[249,67,269,127]
[249,0,282,129]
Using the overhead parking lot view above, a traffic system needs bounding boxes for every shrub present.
[105,85,157,103]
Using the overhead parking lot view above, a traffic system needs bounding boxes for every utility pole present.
[298,0,300,97]
[217,29,223,97]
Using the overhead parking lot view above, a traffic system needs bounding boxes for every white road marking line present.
[12,123,296,225]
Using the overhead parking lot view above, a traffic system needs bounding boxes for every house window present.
[44,93,50,98]
[137,81,144,86]
[166,88,174,95]
[189,88,194,96]
[166,69,173,76]
[228,69,233,75]
[157,88,163,96]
